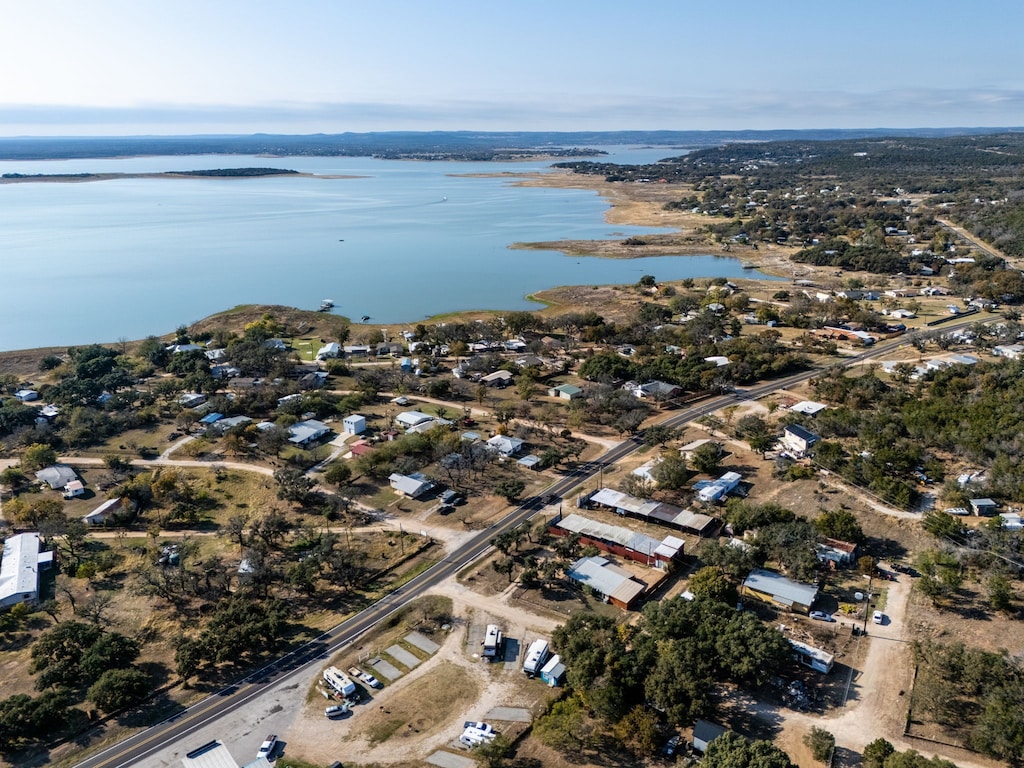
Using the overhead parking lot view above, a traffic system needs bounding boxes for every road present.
[69,316,983,768]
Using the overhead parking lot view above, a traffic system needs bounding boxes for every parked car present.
[325,704,350,718]
[256,734,278,760]
[873,610,885,624]
[463,721,496,735]
[360,672,383,689]
[662,735,682,757]
[809,611,835,622]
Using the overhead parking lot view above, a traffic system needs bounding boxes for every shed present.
[343,414,367,435]
[62,480,85,499]
[540,654,566,687]
[14,389,38,402]
[548,383,583,400]
[692,720,728,753]
[83,497,123,525]
[789,639,834,674]
[517,454,542,470]
[970,498,997,516]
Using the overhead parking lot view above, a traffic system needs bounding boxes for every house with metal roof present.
[288,419,331,447]
[550,512,682,568]
[486,435,525,456]
[0,533,53,609]
[395,411,434,429]
[781,424,819,456]
[741,568,819,614]
[389,472,435,499]
[585,488,716,536]
[567,556,647,610]
[35,464,78,490]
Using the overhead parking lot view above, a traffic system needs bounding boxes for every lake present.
[0,145,771,351]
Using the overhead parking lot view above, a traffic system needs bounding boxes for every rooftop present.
[743,568,819,607]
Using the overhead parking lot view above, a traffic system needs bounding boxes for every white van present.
[872,610,884,624]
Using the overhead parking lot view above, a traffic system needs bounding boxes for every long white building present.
[0,533,54,610]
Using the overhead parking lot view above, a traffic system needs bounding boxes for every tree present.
[612,705,662,754]
[651,452,690,491]
[273,468,315,503]
[79,632,140,681]
[533,697,591,750]
[492,557,516,583]
[703,732,796,768]
[815,508,865,543]
[986,574,1013,612]
[690,441,723,474]
[493,479,525,504]
[688,566,738,605]
[475,734,513,768]
[22,443,58,472]
[323,462,352,487]
[803,727,835,762]
[863,738,895,768]
[87,667,150,713]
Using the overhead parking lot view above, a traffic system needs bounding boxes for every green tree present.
[986,574,1013,612]
[690,441,723,474]
[29,621,104,690]
[87,667,150,713]
[703,732,796,768]
[688,566,738,605]
[475,734,513,768]
[493,479,525,504]
[815,509,865,543]
[534,697,591,750]
[22,443,58,472]
[79,632,140,682]
[651,451,690,491]
[612,705,662,754]
[863,738,895,768]
[803,727,835,762]
[323,462,353,487]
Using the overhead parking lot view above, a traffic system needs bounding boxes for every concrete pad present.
[405,631,441,654]
[485,706,532,723]
[426,751,476,768]
[386,644,422,669]
[371,658,403,681]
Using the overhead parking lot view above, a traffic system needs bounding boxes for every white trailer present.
[523,639,549,676]
[323,665,357,697]
[482,624,503,662]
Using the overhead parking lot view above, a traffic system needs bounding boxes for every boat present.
[319,299,334,312]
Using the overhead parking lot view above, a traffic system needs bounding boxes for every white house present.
[994,344,1024,360]
[487,435,525,456]
[35,464,78,490]
[342,414,366,435]
[388,472,434,498]
[288,419,331,447]
[395,411,433,430]
[83,497,124,525]
[781,424,819,455]
[14,389,38,402]
[481,370,514,388]
[316,342,341,360]
[0,533,53,610]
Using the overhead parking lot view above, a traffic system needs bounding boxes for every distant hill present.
[0,128,1020,161]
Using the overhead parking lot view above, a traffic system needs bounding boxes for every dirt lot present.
[285,591,561,767]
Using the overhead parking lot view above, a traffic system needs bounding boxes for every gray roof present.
[784,423,819,443]
[743,568,818,607]
[389,473,433,497]
[34,464,78,489]
[288,419,330,444]
[556,513,664,557]
[0,533,46,608]
[567,556,646,605]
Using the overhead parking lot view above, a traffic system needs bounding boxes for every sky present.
[2,0,1023,136]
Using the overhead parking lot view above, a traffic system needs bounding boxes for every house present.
[316,342,341,360]
[566,556,647,610]
[993,344,1024,360]
[692,720,729,753]
[388,472,435,499]
[789,639,835,674]
[288,419,331,447]
[0,533,53,610]
[624,380,681,400]
[62,480,85,499]
[342,414,367,435]
[481,370,514,388]
[38,404,60,421]
[584,487,716,536]
[781,424,819,455]
[406,417,451,434]
[548,383,583,401]
[205,348,228,361]
[486,435,524,456]
[517,454,542,470]
[210,364,241,379]
[789,401,827,416]
[213,415,253,433]
[167,343,204,354]
[343,345,371,357]
[741,568,819,614]
[550,512,682,568]
[199,412,224,427]
[35,464,78,490]
[178,392,207,409]
[349,440,373,457]
[395,411,434,430]
[970,498,998,516]
[704,355,730,367]
[83,497,124,525]
[696,471,742,503]
[817,538,858,566]
[14,389,38,402]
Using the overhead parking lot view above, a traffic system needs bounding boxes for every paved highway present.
[72,317,980,768]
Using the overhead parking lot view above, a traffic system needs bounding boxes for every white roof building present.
[0,533,53,609]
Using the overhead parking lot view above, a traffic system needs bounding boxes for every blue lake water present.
[0,145,769,351]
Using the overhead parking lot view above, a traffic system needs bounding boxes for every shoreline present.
[0,170,366,184]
